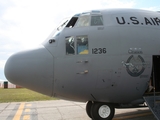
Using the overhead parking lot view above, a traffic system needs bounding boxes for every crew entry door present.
[152,55,160,92]
[75,35,93,99]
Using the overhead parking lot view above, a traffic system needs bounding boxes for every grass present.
[0,88,58,103]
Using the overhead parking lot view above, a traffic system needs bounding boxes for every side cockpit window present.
[91,15,103,26]
[66,36,75,55]
[66,36,89,55]
[77,36,88,54]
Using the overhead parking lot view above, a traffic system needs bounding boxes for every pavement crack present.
[0,102,11,114]
[57,107,63,119]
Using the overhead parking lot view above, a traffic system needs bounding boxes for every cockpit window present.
[66,17,78,28]
[75,15,90,27]
[77,35,88,54]
[91,15,103,26]
[66,36,75,55]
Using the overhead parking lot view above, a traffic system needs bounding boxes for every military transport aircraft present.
[4,8,160,120]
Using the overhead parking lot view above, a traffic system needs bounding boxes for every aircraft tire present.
[91,102,115,120]
[86,101,92,118]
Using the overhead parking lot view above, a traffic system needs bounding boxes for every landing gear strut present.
[86,101,115,120]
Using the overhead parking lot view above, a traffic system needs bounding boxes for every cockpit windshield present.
[75,15,90,27]
[66,11,103,28]
[46,11,103,41]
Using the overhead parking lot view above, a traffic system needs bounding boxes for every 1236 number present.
[92,48,107,54]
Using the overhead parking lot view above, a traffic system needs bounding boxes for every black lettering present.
[144,17,152,25]
[103,48,107,53]
[92,48,107,54]
[154,17,160,25]
[130,17,139,24]
[150,18,156,25]
[92,48,98,54]
[116,17,125,24]
[99,48,102,54]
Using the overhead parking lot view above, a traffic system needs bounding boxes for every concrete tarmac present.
[0,100,156,120]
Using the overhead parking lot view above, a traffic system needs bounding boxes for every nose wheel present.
[86,101,93,118]
[86,101,115,120]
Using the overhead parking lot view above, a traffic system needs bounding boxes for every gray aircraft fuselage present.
[4,8,160,120]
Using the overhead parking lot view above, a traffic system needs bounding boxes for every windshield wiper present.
[57,20,69,31]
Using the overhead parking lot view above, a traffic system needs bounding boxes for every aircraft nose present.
[4,46,54,96]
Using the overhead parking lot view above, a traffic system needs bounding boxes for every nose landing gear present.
[86,101,115,120]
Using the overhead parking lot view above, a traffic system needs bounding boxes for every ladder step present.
[144,96,160,120]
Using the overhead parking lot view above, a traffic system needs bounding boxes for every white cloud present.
[100,0,135,8]
[0,79,6,81]
[0,60,6,69]
[141,7,159,11]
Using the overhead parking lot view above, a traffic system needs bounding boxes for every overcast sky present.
[1,0,160,81]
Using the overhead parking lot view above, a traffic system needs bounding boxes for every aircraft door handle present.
[77,70,88,74]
